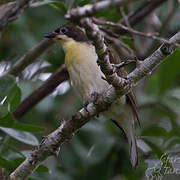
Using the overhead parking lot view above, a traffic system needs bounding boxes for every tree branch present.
[5,39,54,76]
[113,0,168,34]
[0,0,15,5]
[8,25,180,180]
[127,32,180,84]
[65,0,134,20]
[13,64,69,120]
[0,0,34,37]
[81,18,126,89]
[93,18,180,47]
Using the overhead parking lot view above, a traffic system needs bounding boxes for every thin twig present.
[112,60,136,69]
[93,18,180,48]
[120,7,135,42]
[113,0,168,34]
[104,34,136,59]
[159,0,178,36]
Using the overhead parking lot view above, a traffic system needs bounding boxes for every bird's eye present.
[60,27,68,34]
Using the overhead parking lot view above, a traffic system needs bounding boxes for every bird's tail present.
[127,122,138,168]
[114,116,138,168]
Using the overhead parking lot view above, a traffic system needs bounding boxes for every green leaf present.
[143,139,163,158]
[50,1,67,13]
[0,157,25,171]
[154,101,177,119]
[0,127,39,146]
[12,122,44,133]
[0,113,44,132]
[169,118,180,137]
[79,0,92,6]
[0,142,25,157]
[65,0,75,10]
[148,50,180,95]
[0,113,14,127]
[141,126,170,139]
[167,88,180,100]
[31,0,67,13]
[0,157,14,170]
[96,9,122,22]
[36,164,49,173]
[159,49,180,93]
[162,95,180,115]
[0,75,15,101]
[0,104,8,118]
[5,84,21,112]
[10,157,25,170]
[146,74,160,95]
[164,137,180,149]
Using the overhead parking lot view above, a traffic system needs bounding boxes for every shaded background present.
[0,0,180,179]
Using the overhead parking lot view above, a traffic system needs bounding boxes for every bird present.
[45,24,139,168]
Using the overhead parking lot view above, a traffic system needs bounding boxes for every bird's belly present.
[67,60,109,102]
[67,60,127,120]
[65,43,127,121]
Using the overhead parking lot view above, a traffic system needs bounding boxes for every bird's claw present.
[91,91,100,105]
[91,91,102,118]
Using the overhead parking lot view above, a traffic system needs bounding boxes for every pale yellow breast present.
[65,42,94,68]
[64,41,109,101]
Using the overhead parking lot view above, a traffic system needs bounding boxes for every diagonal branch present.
[0,0,34,36]
[5,39,54,76]
[0,0,15,5]
[113,0,168,34]
[81,18,127,89]
[127,32,180,84]
[8,25,180,180]
[13,64,69,120]
[93,18,180,47]
[65,0,135,20]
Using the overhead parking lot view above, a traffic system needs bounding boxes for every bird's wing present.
[106,42,140,125]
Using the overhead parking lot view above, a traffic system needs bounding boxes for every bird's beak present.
[44,32,57,39]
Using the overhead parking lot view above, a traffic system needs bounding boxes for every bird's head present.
[44,25,89,46]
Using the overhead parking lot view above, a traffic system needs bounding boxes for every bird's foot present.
[84,101,89,108]
[91,91,103,118]
[91,91,100,105]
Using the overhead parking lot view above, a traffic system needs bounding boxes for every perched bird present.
[45,25,139,168]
